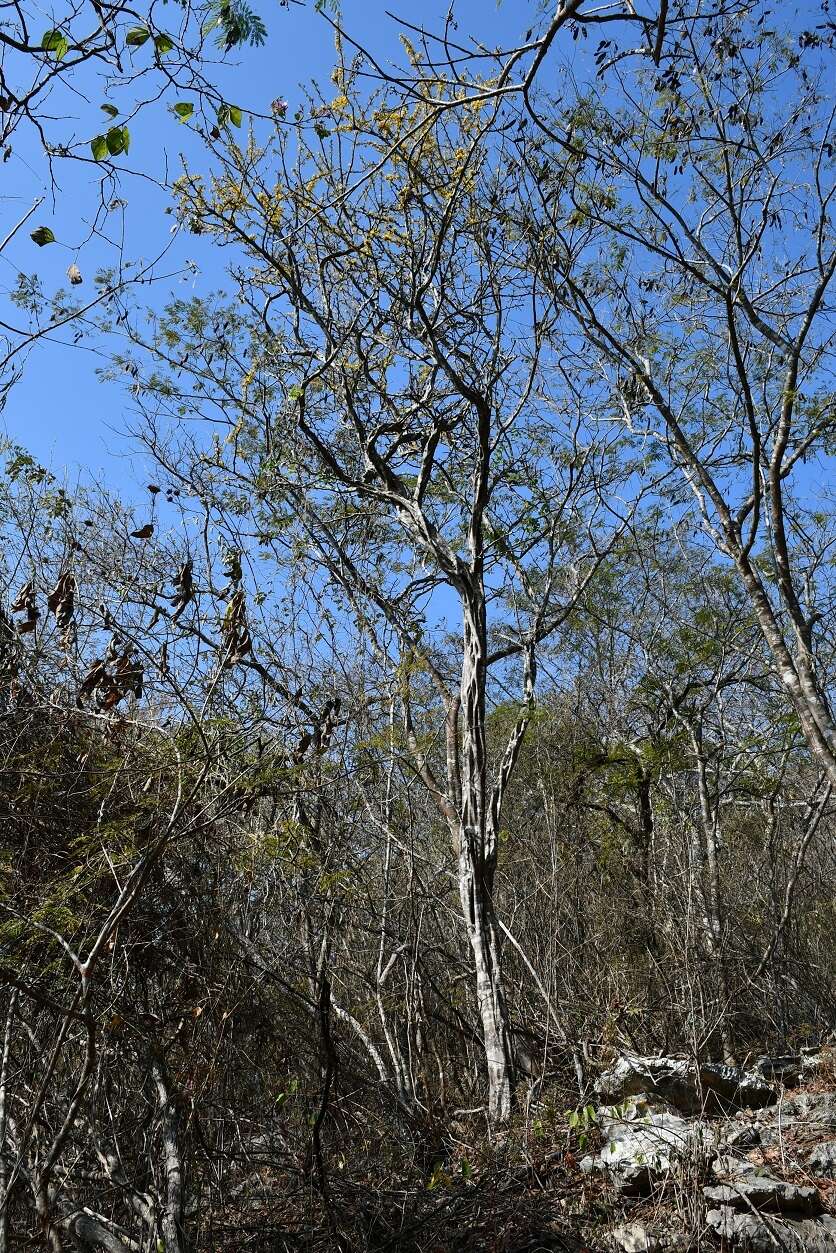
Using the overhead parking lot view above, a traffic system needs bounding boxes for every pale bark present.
[456,589,517,1122]
[457,844,515,1122]
[690,726,735,1063]
[0,993,15,1253]
[61,1210,141,1252]
[151,1055,187,1253]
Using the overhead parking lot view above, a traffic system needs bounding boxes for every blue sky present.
[1,0,824,498]
[0,0,535,494]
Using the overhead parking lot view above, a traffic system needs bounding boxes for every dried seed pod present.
[0,606,20,676]
[219,543,242,596]
[77,658,107,707]
[293,730,312,763]
[98,682,122,713]
[47,572,76,629]
[67,262,82,285]
[220,587,252,668]
[114,648,143,699]
[10,581,35,615]
[10,581,39,634]
[171,559,194,623]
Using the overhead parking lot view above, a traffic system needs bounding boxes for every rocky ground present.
[194,1050,836,1250]
[579,1048,836,1251]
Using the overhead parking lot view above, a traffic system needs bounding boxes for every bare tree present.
[514,1,836,797]
[102,57,644,1119]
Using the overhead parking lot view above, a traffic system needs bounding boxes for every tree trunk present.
[458,597,515,1122]
[150,1055,187,1253]
[457,847,515,1122]
[690,728,735,1064]
[0,994,15,1253]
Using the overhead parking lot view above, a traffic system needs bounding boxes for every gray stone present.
[611,1223,661,1252]
[610,1222,690,1252]
[706,1206,836,1251]
[712,1154,760,1179]
[704,1175,822,1216]
[748,1093,836,1157]
[595,1053,777,1114]
[725,1122,762,1150]
[580,1095,715,1196]
[807,1140,836,1175]
[780,1091,836,1129]
[754,1055,803,1087]
[801,1048,835,1081]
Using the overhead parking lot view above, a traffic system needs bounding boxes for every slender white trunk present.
[458,847,515,1122]
[0,993,14,1253]
[691,731,734,1063]
[458,601,515,1122]
[151,1056,186,1253]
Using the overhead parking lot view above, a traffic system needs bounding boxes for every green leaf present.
[105,125,130,156]
[30,226,55,246]
[91,134,108,160]
[426,1163,448,1191]
[41,29,69,59]
[172,102,194,122]
[125,26,150,46]
[216,103,243,129]
[100,103,119,119]
[154,33,175,55]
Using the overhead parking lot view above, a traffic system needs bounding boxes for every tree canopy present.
[2,1,836,1248]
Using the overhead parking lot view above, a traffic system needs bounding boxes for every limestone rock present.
[595,1053,777,1114]
[753,1054,803,1086]
[706,1206,836,1251]
[801,1047,835,1081]
[611,1222,660,1252]
[711,1154,759,1179]
[724,1122,762,1150]
[610,1222,688,1252]
[704,1175,823,1216]
[807,1139,836,1175]
[580,1095,715,1196]
[779,1091,836,1129]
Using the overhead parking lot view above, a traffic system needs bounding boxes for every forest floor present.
[206,1051,836,1252]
